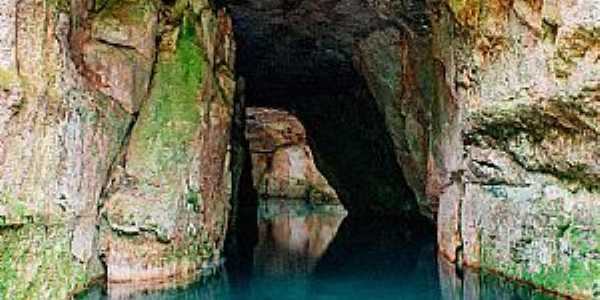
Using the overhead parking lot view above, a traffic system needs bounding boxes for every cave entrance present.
[231,24,422,218]
[222,0,439,298]
[223,0,431,220]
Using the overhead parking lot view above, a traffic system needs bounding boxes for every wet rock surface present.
[0,0,598,298]
[0,0,133,297]
[307,0,600,297]
[99,2,238,285]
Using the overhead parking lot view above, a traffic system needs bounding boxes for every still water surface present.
[81,200,560,300]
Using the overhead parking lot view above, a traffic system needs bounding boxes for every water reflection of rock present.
[253,200,347,277]
[438,255,562,300]
[79,203,564,300]
[77,270,230,300]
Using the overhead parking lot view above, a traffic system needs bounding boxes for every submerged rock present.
[245,107,340,204]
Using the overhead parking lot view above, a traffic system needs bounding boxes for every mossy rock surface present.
[126,16,206,182]
[0,225,92,300]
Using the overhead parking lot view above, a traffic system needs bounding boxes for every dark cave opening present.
[224,0,432,277]
[228,2,420,219]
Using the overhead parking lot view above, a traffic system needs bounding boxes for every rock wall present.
[0,0,132,297]
[0,0,238,297]
[245,107,339,204]
[432,1,600,298]
[354,0,599,298]
[353,22,438,219]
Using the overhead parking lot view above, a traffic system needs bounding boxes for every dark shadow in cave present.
[224,0,427,282]
[235,60,418,217]
[224,79,259,284]
[225,0,421,219]
[309,216,439,299]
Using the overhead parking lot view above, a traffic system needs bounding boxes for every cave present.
[1,0,598,299]
[229,0,423,217]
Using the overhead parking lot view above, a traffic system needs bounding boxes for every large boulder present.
[246,107,340,204]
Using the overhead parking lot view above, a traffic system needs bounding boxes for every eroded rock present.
[100,9,238,284]
[429,0,600,298]
[0,0,239,296]
[246,107,340,204]
[82,0,158,114]
[0,1,132,296]
[350,0,600,297]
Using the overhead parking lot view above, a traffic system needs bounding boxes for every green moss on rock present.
[0,225,92,300]
[127,15,205,180]
[95,0,155,25]
[447,0,480,27]
[0,69,21,89]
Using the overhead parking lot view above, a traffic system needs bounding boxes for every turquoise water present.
[81,202,561,300]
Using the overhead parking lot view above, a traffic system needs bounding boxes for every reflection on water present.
[80,201,562,300]
[254,200,347,276]
[438,258,561,300]
[246,200,347,299]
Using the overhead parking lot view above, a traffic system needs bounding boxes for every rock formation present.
[355,0,600,298]
[230,0,600,298]
[230,0,419,217]
[0,0,598,298]
[432,1,600,298]
[0,0,238,297]
[246,107,339,204]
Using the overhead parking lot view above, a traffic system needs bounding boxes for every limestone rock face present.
[0,0,132,298]
[354,25,436,219]
[428,1,600,298]
[82,0,158,114]
[100,5,238,284]
[246,107,339,204]
[352,0,599,298]
[0,0,238,297]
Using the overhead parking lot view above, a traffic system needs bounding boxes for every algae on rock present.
[429,0,600,298]
[101,8,238,285]
[0,0,238,297]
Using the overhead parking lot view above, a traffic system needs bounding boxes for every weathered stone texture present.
[0,0,132,297]
[352,0,599,297]
[0,0,16,70]
[82,0,157,114]
[354,27,436,218]
[431,0,600,298]
[100,5,238,285]
[0,0,238,297]
[246,107,340,204]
